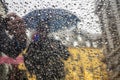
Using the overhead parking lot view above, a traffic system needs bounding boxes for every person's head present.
[36,21,50,40]
[5,13,27,41]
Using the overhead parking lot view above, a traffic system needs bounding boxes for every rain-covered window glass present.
[0,0,120,80]
[116,0,120,11]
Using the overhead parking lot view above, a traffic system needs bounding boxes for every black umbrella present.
[23,8,80,32]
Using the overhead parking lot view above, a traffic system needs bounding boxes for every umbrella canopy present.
[23,8,80,32]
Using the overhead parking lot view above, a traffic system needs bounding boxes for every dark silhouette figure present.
[0,13,27,58]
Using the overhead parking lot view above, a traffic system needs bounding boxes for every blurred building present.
[0,0,7,16]
[96,0,120,53]
[0,1,9,80]
[95,0,120,80]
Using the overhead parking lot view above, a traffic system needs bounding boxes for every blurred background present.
[0,0,120,80]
